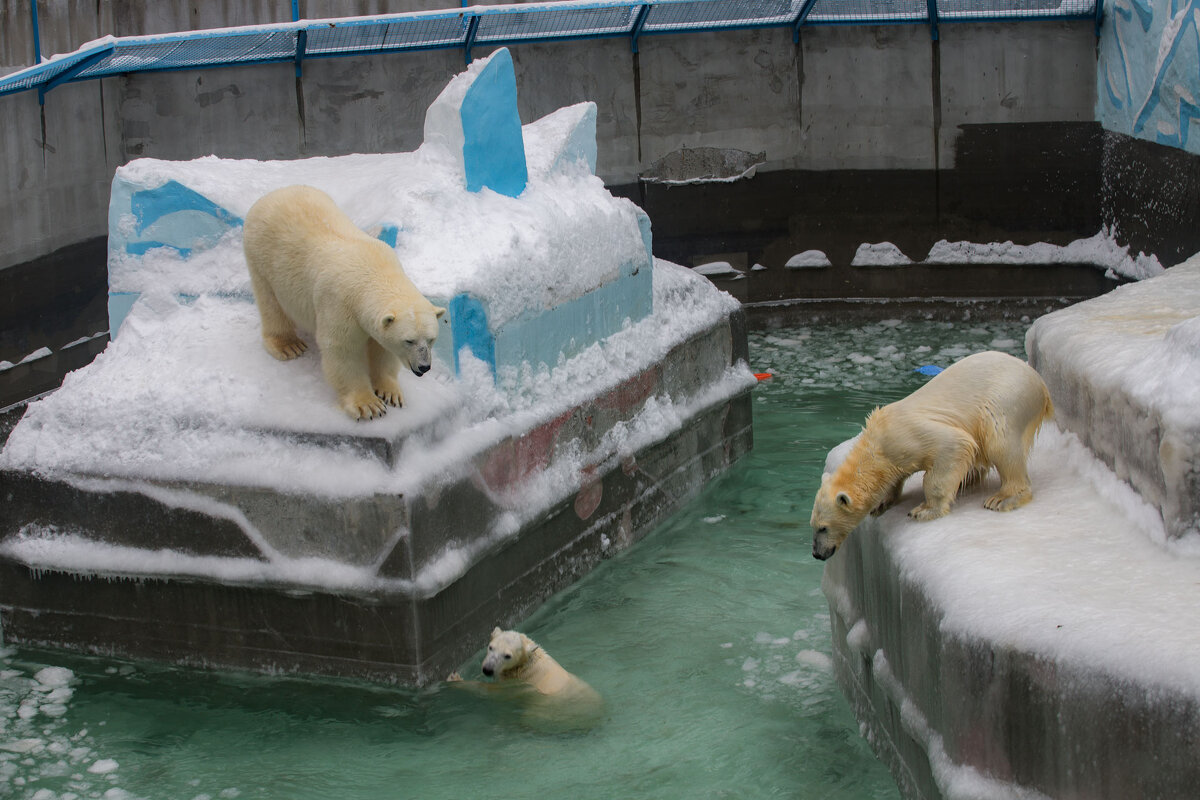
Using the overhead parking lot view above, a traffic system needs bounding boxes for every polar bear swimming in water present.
[447,627,604,731]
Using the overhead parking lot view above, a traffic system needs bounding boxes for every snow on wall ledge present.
[821,260,1200,798]
[1027,256,1200,540]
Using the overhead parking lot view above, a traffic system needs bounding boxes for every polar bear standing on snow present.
[243,185,445,420]
[810,350,1053,561]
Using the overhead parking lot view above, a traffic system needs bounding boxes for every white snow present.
[1026,256,1200,539]
[926,228,1164,280]
[692,261,743,278]
[851,242,912,267]
[784,250,832,269]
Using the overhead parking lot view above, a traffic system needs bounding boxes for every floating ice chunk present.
[88,758,119,774]
[34,667,74,688]
[784,250,832,268]
[795,650,834,671]
[852,242,911,267]
[0,738,45,754]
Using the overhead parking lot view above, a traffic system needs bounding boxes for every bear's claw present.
[343,392,388,420]
[263,334,307,361]
[374,387,403,407]
[909,503,949,521]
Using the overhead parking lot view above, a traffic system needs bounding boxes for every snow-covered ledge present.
[1027,257,1200,540]
[821,262,1200,799]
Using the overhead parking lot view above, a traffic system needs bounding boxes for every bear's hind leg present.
[909,428,977,521]
[249,273,307,360]
[984,444,1033,512]
[368,339,404,407]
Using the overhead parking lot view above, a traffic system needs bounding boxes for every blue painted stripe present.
[448,293,497,378]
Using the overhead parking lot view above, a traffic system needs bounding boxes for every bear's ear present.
[381,313,396,329]
[434,306,447,320]
[491,627,503,638]
[836,491,853,508]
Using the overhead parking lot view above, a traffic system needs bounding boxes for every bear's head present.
[481,627,538,679]
[810,473,867,561]
[375,302,446,377]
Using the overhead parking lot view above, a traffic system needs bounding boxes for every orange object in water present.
[754,372,773,381]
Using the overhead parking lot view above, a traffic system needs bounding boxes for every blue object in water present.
[914,364,944,376]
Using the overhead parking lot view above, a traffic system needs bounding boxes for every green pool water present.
[0,317,1031,800]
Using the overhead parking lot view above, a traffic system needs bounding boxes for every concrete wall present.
[1,3,1098,271]
[0,2,1103,386]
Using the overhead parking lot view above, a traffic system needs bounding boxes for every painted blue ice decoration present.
[126,180,242,255]
[106,179,243,336]
[460,49,527,197]
[377,224,401,248]
[448,294,496,375]
[424,48,528,198]
[914,365,944,376]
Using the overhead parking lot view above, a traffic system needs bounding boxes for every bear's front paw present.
[342,391,388,421]
[908,503,948,522]
[446,672,462,682]
[263,334,308,361]
[373,378,404,408]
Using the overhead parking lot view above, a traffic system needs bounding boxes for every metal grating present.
[642,0,806,32]
[0,0,1101,99]
[805,0,929,23]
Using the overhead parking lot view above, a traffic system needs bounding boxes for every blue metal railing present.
[1,0,1099,100]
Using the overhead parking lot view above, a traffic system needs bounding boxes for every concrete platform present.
[819,261,1200,799]
[0,304,752,685]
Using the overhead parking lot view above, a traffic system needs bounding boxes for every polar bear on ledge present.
[810,350,1053,561]
[243,185,445,420]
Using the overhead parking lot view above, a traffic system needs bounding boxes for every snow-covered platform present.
[0,51,754,684]
[821,261,1200,799]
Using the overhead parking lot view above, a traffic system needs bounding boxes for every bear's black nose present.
[482,666,493,677]
[414,364,430,376]
[812,545,831,561]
